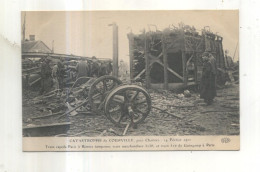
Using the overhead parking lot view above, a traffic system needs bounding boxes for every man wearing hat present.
[199,52,217,105]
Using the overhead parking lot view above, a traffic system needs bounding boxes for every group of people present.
[75,57,112,79]
[40,56,113,95]
[40,53,217,106]
[39,56,65,95]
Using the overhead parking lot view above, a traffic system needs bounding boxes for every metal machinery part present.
[71,77,92,89]
[88,75,123,114]
[104,85,151,127]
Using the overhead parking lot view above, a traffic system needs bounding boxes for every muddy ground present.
[22,83,239,137]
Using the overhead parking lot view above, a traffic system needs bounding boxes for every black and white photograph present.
[21,11,239,151]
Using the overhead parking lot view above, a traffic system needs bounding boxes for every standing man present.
[208,52,217,76]
[52,62,59,92]
[119,60,127,80]
[40,55,53,94]
[90,56,99,77]
[99,61,106,76]
[76,57,89,79]
[200,52,217,105]
[57,58,65,90]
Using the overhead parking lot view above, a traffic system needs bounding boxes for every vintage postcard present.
[22,10,239,151]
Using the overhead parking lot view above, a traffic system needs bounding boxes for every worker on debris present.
[119,59,127,80]
[225,50,234,68]
[51,58,66,93]
[76,57,89,79]
[57,58,65,90]
[186,58,195,79]
[40,55,53,95]
[52,62,59,92]
[200,52,217,105]
[107,61,113,75]
[90,56,99,77]
[99,61,107,76]
[208,52,217,76]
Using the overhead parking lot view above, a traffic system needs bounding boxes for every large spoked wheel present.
[104,85,151,127]
[88,75,122,114]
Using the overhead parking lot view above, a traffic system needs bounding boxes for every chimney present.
[29,35,35,41]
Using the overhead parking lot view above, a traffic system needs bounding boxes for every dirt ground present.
[22,83,239,137]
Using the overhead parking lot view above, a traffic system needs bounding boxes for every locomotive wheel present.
[104,85,151,127]
[88,75,122,114]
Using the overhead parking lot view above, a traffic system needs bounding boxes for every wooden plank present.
[128,33,134,80]
[31,111,63,119]
[28,77,41,86]
[162,35,169,90]
[152,106,182,119]
[144,32,151,88]
[194,53,198,83]
[112,23,118,77]
[134,69,145,80]
[150,83,184,90]
[23,122,71,129]
[22,67,40,73]
[23,122,71,137]
[156,61,184,81]
[220,40,227,68]
[182,51,187,86]
[22,52,112,62]
[181,30,187,86]
[148,52,163,60]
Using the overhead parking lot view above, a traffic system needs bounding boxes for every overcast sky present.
[22,11,239,62]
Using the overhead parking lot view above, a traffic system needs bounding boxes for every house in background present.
[22,34,53,69]
[22,35,53,88]
[22,35,52,54]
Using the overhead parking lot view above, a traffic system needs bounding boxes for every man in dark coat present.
[99,61,108,76]
[40,56,53,94]
[200,52,217,105]
[57,58,65,90]
[90,56,100,77]
[76,57,89,79]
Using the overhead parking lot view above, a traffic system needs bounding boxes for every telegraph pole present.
[109,23,118,77]
[22,12,26,42]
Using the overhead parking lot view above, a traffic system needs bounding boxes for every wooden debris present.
[73,131,100,136]
[152,106,182,119]
[99,130,107,136]
[123,123,130,136]
[226,98,239,100]
[23,122,71,137]
[76,111,93,115]
[169,105,195,108]
[108,128,121,136]
[55,134,68,137]
[29,77,41,86]
[231,123,239,126]
[66,102,78,116]
[31,111,63,120]
[220,105,239,109]
[32,89,61,101]
[201,110,239,113]
[58,99,88,119]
